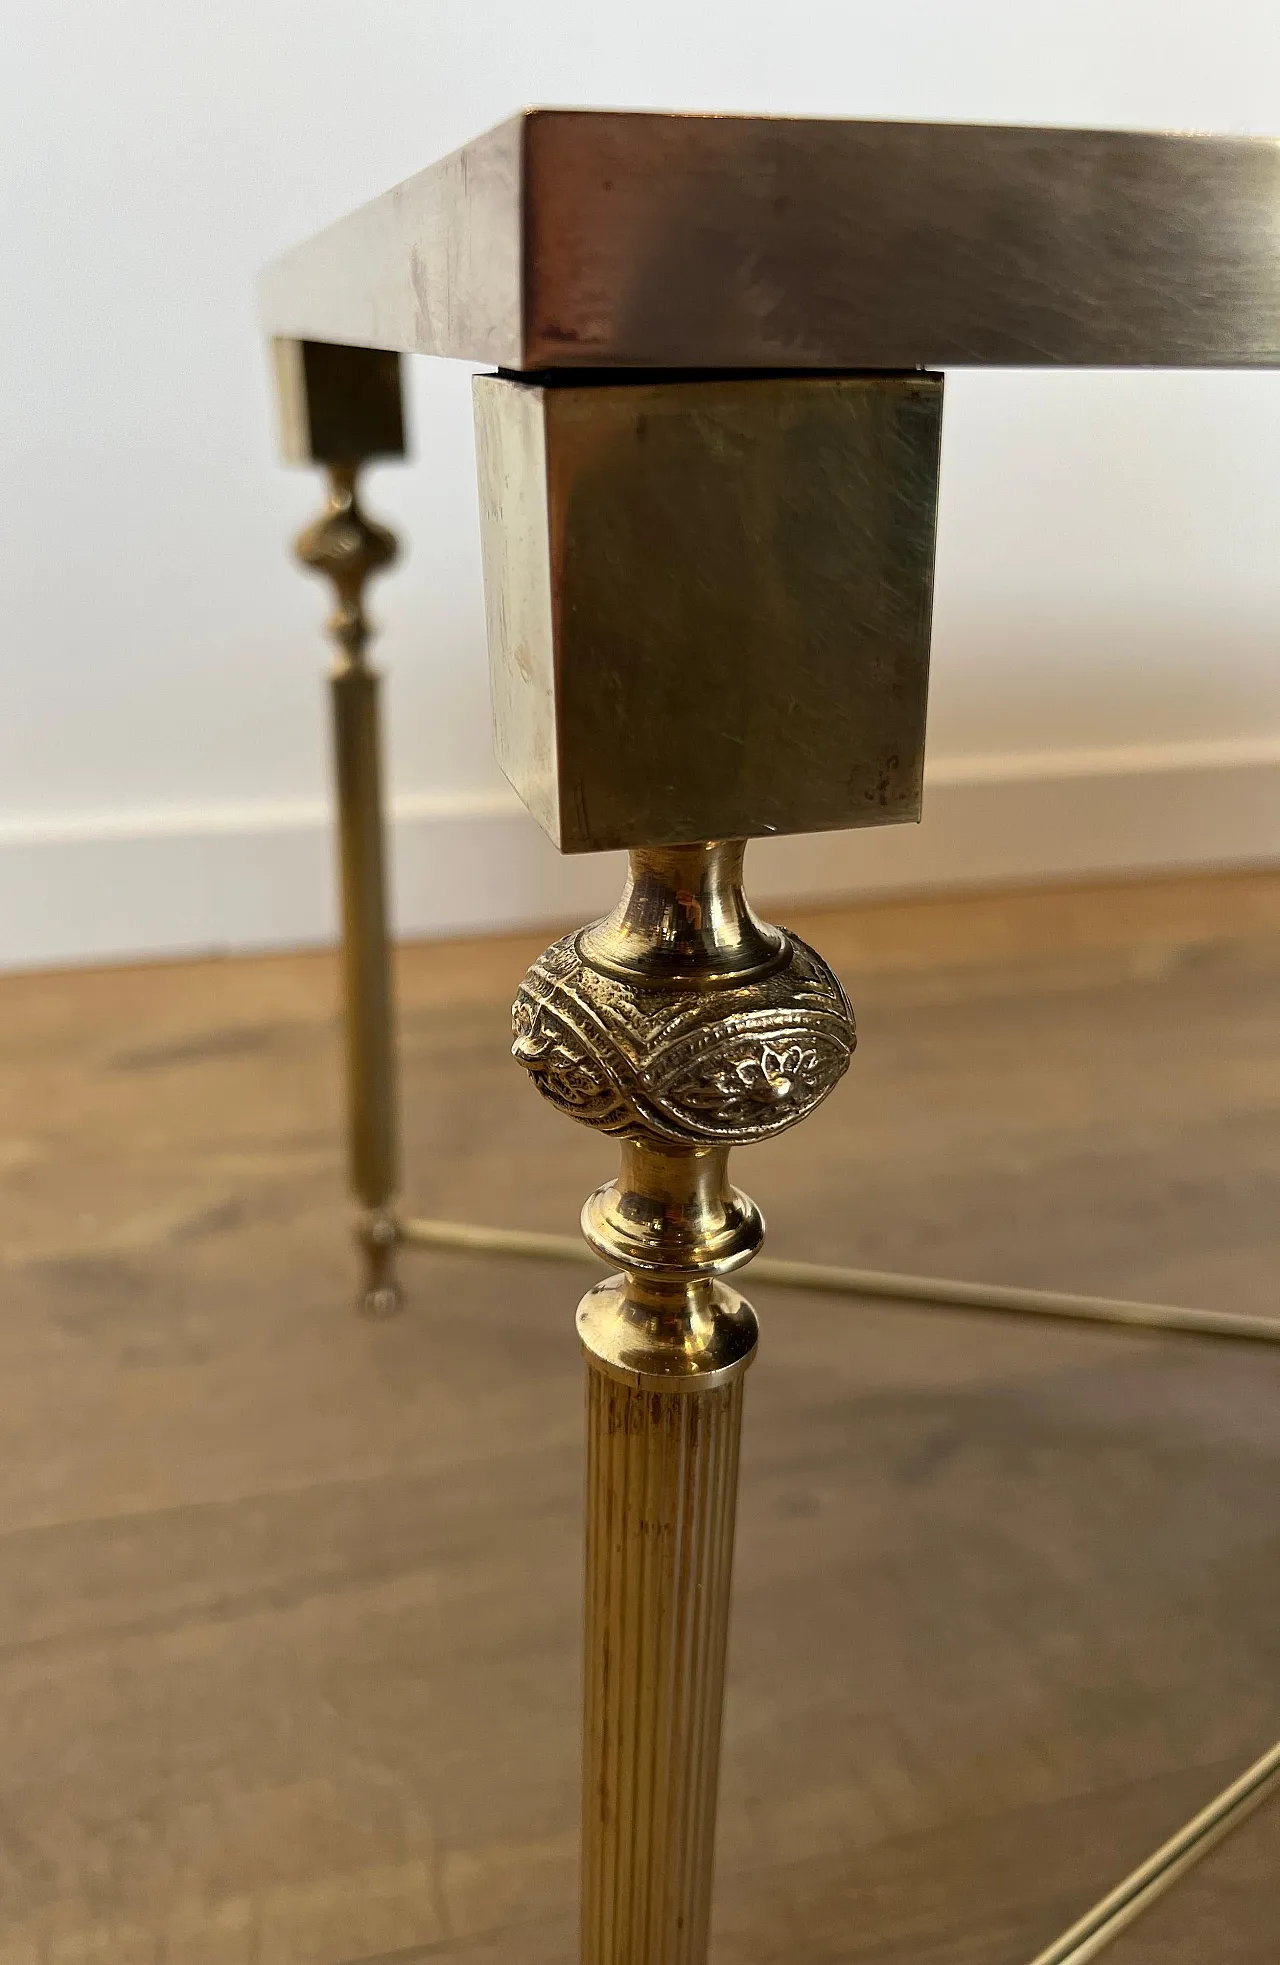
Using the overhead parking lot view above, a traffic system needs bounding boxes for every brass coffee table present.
[260,112,1280,1964]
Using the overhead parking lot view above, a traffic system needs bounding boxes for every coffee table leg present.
[512,843,856,1963]
[272,340,406,1314]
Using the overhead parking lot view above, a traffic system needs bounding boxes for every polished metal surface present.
[261,110,1280,371]
[579,842,786,986]
[474,371,941,852]
[510,842,855,1965]
[581,1140,764,1292]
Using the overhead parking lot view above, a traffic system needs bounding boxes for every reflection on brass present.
[578,841,785,986]
[474,371,942,852]
[395,1215,1280,1348]
[512,842,854,1965]
[1026,1738,1280,1965]
[294,461,402,1316]
[259,110,1280,372]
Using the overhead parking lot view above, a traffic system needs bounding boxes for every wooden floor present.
[2,869,1279,1965]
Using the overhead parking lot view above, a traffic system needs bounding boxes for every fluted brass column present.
[513,842,856,1964]
[272,338,407,1316]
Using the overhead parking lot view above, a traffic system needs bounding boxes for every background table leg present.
[271,338,407,1315]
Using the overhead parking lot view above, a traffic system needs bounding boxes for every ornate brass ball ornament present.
[512,843,855,1282]
[511,926,854,1145]
[295,462,397,665]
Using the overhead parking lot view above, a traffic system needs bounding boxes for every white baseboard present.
[2,738,1279,970]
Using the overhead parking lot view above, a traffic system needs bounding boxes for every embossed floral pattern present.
[709,1042,821,1109]
[510,926,855,1145]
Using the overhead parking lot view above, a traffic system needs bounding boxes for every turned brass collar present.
[577,842,787,989]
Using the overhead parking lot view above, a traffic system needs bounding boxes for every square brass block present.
[272,338,406,466]
[473,370,943,854]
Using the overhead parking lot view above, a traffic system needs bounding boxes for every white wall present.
[4,1,1280,966]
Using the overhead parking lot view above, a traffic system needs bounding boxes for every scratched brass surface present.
[259,111,1280,371]
[473,373,941,852]
[2,871,1279,1962]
